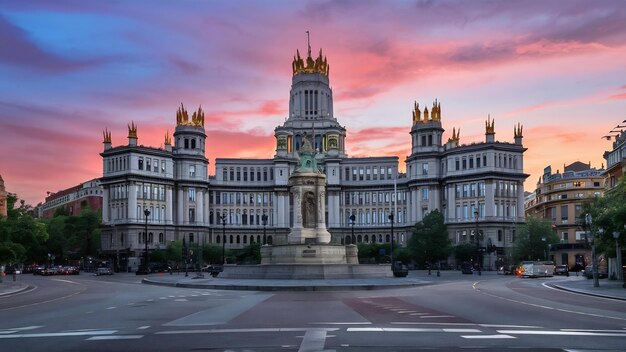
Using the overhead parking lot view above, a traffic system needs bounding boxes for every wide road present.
[0,272,625,351]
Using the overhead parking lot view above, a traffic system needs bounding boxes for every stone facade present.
[99,46,528,271]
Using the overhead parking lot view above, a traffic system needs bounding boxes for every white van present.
[520,261,555,278]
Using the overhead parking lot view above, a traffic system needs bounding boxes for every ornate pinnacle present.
[514,123,523,138]
[448,127,460,143]
[102,128,112,143]
[412,101,421,123]
[486,115,495,135]
[164,130,171,145]
[292,46,330,77]
[128,121,137,138]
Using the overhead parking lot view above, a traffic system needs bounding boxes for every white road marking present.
[51,279,78,284]
[497,330,626,337]
[409,313,428,316]
[311,322,371,325]
[87,335,143,340]
[146,299,154,302]
[4,326,43,331]
[391,322,476,326]
[159,297,167,299]
[85,311,93,314]
[156,328,339,335]
[479,324,542,329]
[174,299,188,302]
[0,330,118,339]
[420,315,455,318]
[298,329,331,352]
[106,307,117,310]
[137,326,150,330]
[443,329,482,333]
[462,334,515,339]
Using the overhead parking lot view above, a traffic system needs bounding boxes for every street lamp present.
[585,213,600,288]
[389,213,394,270]
[349,214,356,245]
[262,213,268,245]
[474,210,481,276]
[143,209,150,273]
[613,230,622,281]
[220,214,227,265]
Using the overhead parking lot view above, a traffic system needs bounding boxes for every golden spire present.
[102,128,112,143]
[128,121,137,138]
[423,107,429,120]
[485,114,495,135]
[514,123,523,138]
[448,127,460,143]
[292,43,329,77]
[164,130,171,145]
[176,103,204,127]
[412,101,421,123]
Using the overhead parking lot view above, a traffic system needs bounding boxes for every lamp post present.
[613,230,622,281]
[389,213,394,270]
[349,214,356,245]
[474,210,481,275]
[220,214,227,265]
[262,213,268,245]
[143,209,150,273]
[585,213,600,288]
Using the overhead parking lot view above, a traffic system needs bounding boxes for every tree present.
[454,243,476,264]
[512,217,558,262]
[0,194,48,265]
[407,210,452,266]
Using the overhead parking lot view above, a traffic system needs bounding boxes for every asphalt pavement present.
[3,270,626,300]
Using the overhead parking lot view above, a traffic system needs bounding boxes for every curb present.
[0,284,33,297]
[549,283,626,301]
[142,278,427,291]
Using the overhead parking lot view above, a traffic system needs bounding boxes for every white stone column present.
[517,181,525,221]
[128,183,137,222]
[102,188,109,223]
[177,188,184,225]
[485,181,495,218]
[197,190,204,224]
[166,187,173,224]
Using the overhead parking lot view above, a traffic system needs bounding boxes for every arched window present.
[229,235,234,244]
[357,235,362,243]
[267,235,273,245]
[148,232,153,243]
[385,234,390,243]
[364,235,369,243]
[216,235,221,244]
[257,235,261,243]
[191,139,196,149]
[378,234,383,243]
[184,138,189,149]
[243,236,247,244]
[250,235,254,243]
[236,235,241,244]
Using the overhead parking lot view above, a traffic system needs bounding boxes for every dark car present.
[96,267,113,276]
[583,264,608,279]
[461,262,473,274]
[554,265,569,276]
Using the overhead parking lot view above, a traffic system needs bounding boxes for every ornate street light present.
[613,230,622,281]
[220,214,227,265]
[474,210,481,276]
[349,214,356,245]
[262,213,268,245]
[389,213,394,270]
[143,208,150,273]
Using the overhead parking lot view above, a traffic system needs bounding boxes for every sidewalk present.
[550,276,626,301]
[0,275,30,296]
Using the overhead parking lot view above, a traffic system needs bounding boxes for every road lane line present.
[0,330,118,339]
[87,335,144,340]
[298,329,331,352]
[137,326,150,330]
[462,334,515,339]
[311,322,371,325]
[420,315,455,318]
[479,324,541,328]
[497,330,626,337]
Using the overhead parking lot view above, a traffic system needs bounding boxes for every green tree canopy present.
[407,209,452,266]
[512,216,558,262]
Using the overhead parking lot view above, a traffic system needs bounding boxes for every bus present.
[519,261,555,278]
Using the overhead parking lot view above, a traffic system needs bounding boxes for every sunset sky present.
[1,0,625,206]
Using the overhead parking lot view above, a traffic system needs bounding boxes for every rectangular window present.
[189,165,196,178]
[153,159,159,172]
[477,157,481,168]
[469,158,474,168]
[161,160,166,173]
[421,188,429,201]
[455,158,460,171]
[138,157,144,170]
[462,158,467,170]
[561,205,568,220]
[146,159,151,171]
[422,163,428,175]
[189,188,196,202]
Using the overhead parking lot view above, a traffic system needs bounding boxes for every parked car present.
[583,264,608,279]
[554,265,569,276]
[461,262,473,274]
[96,267,113,276]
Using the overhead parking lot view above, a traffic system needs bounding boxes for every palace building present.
[100,46,528,272]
